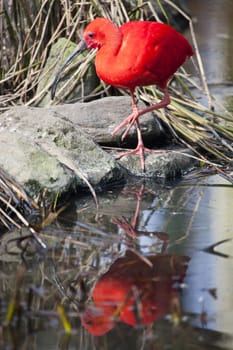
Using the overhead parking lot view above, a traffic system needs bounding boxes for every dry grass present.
[0,168,37,231]
[0,0,232,176]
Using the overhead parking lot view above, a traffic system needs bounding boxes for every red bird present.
[81,251,190,336]
[51,18,193,170]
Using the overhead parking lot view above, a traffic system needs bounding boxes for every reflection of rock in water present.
[81,250,190,335]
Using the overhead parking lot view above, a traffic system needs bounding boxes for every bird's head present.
[50,18,119,100]
[83,18,116,50]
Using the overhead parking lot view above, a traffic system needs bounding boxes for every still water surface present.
[31,173,233,349]
[187,0,233,112]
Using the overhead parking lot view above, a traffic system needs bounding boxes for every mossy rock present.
[36,38,99,106]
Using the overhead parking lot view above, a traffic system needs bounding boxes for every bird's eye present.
[87,32,94,39]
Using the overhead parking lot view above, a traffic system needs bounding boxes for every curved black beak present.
[51,39,87,100]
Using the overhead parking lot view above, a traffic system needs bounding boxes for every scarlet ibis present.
[51,18,193,170]
[81,250,190,335]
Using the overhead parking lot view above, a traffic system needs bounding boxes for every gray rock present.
[49,96,162,146]
[118,149,196,177]
[0,130,73,196]
[0,104,124,199]
[0,97,196,200]
[49,96,196,178]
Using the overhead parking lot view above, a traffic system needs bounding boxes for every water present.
[187,0,233,111]
[2,173,232,349]
[188,0,233,85]
[1,0,233,349]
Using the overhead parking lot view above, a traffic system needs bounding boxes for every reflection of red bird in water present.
[81,250,190,336]
[51,18,193,170]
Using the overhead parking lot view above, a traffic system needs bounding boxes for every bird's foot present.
[112,217,138,238]
[116,147,167,171]
[111,108,139,140]
[111,89,171,141]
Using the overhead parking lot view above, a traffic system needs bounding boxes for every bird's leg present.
[112,88,170,140]
[113,88,171,170]
[111,89,139,138]
[116,119,168,170]
[121,92,140,140]
[138,87,170,116]
[116,119,147,170]
[111,184,145,238]
[112,89,170,171]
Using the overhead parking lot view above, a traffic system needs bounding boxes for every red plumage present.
[84,19,193,90]
[52,18,194,170]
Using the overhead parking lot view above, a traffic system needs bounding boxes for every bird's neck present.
[95,24,123,84]
[99,22,122,56]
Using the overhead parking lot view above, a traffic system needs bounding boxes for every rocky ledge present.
[0,96,196,200]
